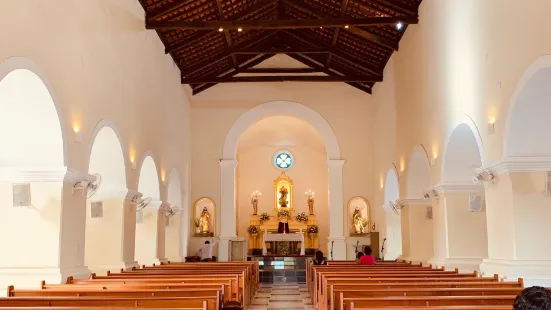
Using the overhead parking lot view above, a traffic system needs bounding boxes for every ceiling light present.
[238,28,243,32]
[218,27,224,32]
[396,22,403,31]
[344,25,349,29]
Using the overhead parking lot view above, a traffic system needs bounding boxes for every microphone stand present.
[331,241,334,261]
[354,240,359,257]
[381,238,387,261]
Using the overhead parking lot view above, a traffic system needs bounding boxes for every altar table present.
[262,233,305,255]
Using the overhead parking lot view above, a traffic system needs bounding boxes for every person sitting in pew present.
[313,250,327,265]
[197,238,216,262]
[514,286,551,309]
[359,246,375,265]
[356,252,364,262]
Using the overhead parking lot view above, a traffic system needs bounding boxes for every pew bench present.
[341,295,517,309]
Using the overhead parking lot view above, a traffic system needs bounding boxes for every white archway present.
[442,123,484,183]
[85,122,127,273]
[504,55,551,158]
[406,145,431,198]
[219,101,346,261]
[0,62,66,284]
[136,153,161,265]
[166,169,184,261]
[383,168,401,260]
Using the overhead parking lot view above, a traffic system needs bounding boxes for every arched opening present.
[441,123,488,267]
[136,154,161,265]
[403,145,434,262]
[85,123,127,273]
[383,168,401,260]
[236,116,329,255]
[0,67,65,286]
[166,169,183,262]
[219,101,345,261]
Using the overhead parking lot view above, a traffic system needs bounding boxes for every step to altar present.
[249,255,312,283]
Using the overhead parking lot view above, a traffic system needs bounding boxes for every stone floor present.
[250,282,314,310]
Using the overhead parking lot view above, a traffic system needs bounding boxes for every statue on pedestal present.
[352,207,368,234]
[199,207,210,234]
[278,186,288,208]
[305,191,315,215]
[251,191,261,215]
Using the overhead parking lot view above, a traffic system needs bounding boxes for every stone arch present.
[219,101,346,261]
[383,167,401,260]
[135,152,161,265]
[85,122,127,273]
[504,54,551,158]
[406,145,431,198]
[166,168,184,261]
[223,101,341,160]
[0,58,67,285]
[442,121,484,183]
[0,57,66,166]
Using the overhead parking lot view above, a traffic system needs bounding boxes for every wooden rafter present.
[165,31,211,54]
[373,0,417,16]
[146,16,418,30]
[182,75,381,84]
[327,0,350,68]
[147,0,198,20]
[215,0,238,69]
[242,68,320,73]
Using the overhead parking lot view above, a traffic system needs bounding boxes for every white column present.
[121,190,140,270]
[155,202,169,264]
[179,189,190,260]
[327,159,346,260]
[219,159,238,261]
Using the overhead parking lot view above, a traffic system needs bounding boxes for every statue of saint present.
[199,207,210,233]
[307,195,315,215]
[251,195,258,215]
[278,186,288,208]
[352,207,367,234]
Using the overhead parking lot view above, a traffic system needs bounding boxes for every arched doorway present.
[166,169,184,261]
[136,154,161,265]
[85,122,127,273]
[403,145,433,263]
[383,168,401,260]
[441,121,488,270]
[0,65,65,287]
[220,101,345,261]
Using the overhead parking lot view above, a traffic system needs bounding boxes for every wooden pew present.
[0,308,206,310]
[343,295,516,309]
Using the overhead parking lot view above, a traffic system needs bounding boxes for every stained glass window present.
[274,151,294,170]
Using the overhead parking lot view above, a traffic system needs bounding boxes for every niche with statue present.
[192,197,215,237]
[348,196,371,236]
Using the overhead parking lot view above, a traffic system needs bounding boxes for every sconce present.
[130,156,137,170]
[73,124,81,143]
[488,122,496,135]
[430,156,437,167]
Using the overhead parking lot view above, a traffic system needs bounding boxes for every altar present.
[262,232,305,255]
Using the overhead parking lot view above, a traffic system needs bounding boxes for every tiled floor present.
[250,282,314,310]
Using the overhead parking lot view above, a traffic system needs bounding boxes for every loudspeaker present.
[90,201,103,218]
[426,206,433,219]
[469,194,485,212]
[12,183,31,207]
[136,209,144,224]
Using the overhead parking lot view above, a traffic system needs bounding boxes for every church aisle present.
[250,282,314,310]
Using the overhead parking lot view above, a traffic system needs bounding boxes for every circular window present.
[274,150,294,170]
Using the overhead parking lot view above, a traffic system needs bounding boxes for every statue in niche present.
[251,196,259,215]
[352,207,368,234]
[278,186,288,208]
[307,194,315,215]
[199,207,210,233]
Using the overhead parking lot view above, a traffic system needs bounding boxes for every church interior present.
[1,0,551,309]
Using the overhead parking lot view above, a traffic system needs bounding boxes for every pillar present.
[397,199,434,264]
[219,159,238,261]
[428,184,488,271]
[327,159,346,260]
[480,160,551,286]
[121,190,140,270]
[154,202,169,264]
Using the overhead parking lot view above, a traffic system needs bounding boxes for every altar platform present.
[248,255,313,283]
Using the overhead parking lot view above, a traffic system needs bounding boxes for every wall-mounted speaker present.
[13,183,31,207]
[136,209,144,224]
[426,206,433,219]
[90,201,103,218]
[469,194,485,212]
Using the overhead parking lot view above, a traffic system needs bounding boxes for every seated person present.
[313,250,327,265]
[356,252,364,261]
[514,286,551,309]
[359,246,375,265]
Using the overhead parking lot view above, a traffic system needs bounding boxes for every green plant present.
[193,218,200,228]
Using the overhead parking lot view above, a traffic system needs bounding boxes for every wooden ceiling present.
[139,0,422,95]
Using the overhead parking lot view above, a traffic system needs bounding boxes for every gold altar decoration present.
[274,172,294,212]
[192,197,215,237]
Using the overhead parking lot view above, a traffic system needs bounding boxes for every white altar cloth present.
[262,233,305,255]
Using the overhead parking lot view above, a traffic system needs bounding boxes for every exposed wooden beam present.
[183,75,382,84]
[193,54,275,95]
[146,16,419,30]
[233,47,328,54]
[327,0,350,68]
[147,0,197,20]
[372,0,417,16]
[215,0,238,69]
[282,0,400,51]
[165,31,212,54]
[241,68,320,73]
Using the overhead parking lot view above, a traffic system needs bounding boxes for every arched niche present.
[383,168,402,260]
[347,196,371,236]
[192,197,215,237]
[135,153,161,265]
[85,123,127,273]
[442,123,483,183]
[166,169,183,261]
[406,145,431,198]
[0,62,65,272]
[504,55,551,158]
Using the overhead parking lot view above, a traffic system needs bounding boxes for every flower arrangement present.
[295,212,308,223]
[260,212,270,222]
[193,218,200,228]
[277,210,290,217]
[247,225,259,235]
[307,225,319,235]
